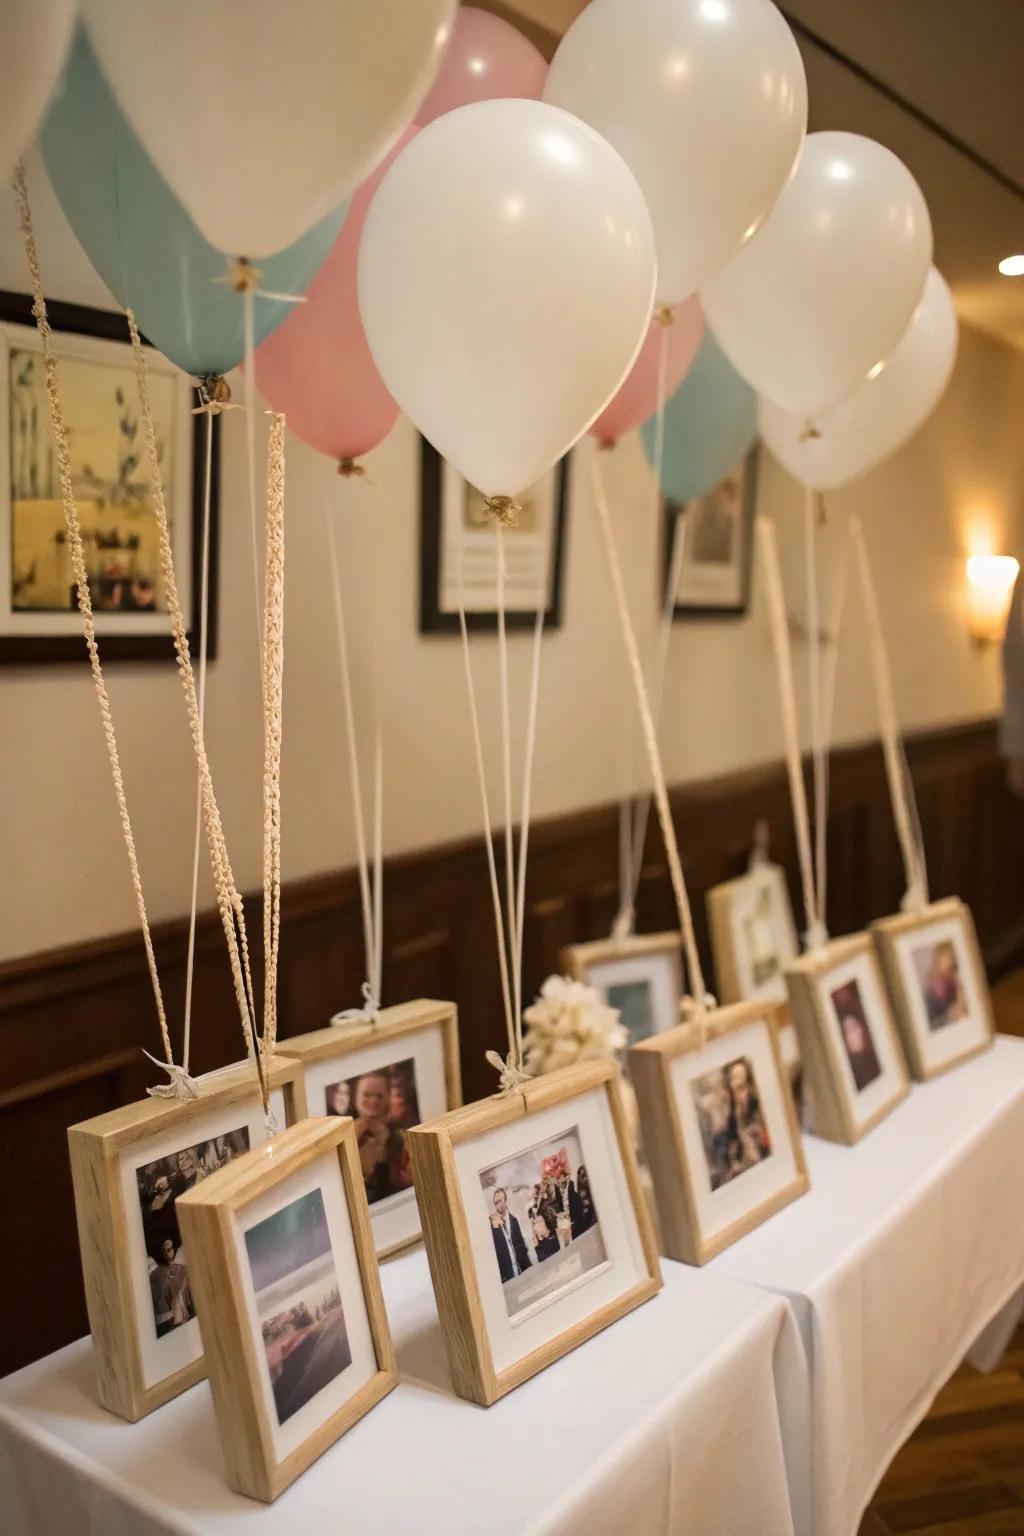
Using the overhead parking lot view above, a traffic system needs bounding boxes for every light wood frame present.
[67,1055,306,1423]
[628,1001,808,1264]
[176,1116,397,1503]
[279,999,462,1258]
[706,862,798,1008]
[407,1060,661,1407]
[871,897,996,1080]
[561,932,683,1040]
[785,934,910,1145]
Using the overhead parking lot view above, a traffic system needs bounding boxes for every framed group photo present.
[629,1001,808,1264]
[0,292,218,664]
[785,934,910,1144]
[560,932,683,1050]
[408,1059,661,1405]
[872,897,995,1080]
[279,998,461,1257]
[177,1117,397,1502]
[419,436,569,634]
[662,447,757,619]
[67,1056,306,1422]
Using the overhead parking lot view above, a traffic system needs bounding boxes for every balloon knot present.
[484,495,520,528]
[337,458,366,479]
[193,375,240,417]
[228,256,263,294]
[655,304,675,327]
[798,420,822,443]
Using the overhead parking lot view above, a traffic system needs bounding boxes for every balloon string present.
[243,287,264,668]
[848,516,929,910]
[496,528,519,1028]
[258,413,287,1120]
[592,454,709,1036]
[515,595,546,1070]
[803,482,829,942]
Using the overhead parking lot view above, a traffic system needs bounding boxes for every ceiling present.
[488,0,1024,348]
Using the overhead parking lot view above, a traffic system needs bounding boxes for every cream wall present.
[1,152,1022,963]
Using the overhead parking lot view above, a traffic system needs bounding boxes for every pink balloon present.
[254,130,416,464]
[416,6,547,126]
[589,298,705,448]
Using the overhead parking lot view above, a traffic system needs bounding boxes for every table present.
[710,1033,1024,1536]
[0,1249,806,1536]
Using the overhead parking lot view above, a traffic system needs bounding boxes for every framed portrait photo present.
[560,932,683,1049]
[279,999,462,1258]
[67,1056,306,1423]
[629,1001,808,1264]
[785,934,910,1145]
[177,1117,397,1502]
[662,446,757,619]
[419,436,569,634]
[407,1060,661,1406]
[0,292,218,664]
[871,898,995,1080]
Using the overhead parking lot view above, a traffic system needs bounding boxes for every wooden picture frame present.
[0,292,220,664]
[785,934,910,1145]
[176,1117,397,1503]
[629,1001,808,1264]
[407,1059,661,1406]
[561,932,683,1049]
[67,1055,305,1423]
[279,999,462,1258]
[419,436,569,634]
[871,897,995,1080]
[707,862,801,1079]
[662,446,757,620]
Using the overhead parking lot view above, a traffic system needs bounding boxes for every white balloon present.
[759,268,958,491]
[544,0,806,305]
[0,0,76,182]
[82,0,455,257]
[358,99,656,498]
[702,132,933,419]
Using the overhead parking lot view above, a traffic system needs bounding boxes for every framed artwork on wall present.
[177,1117,397,1502]
[629,1000,808,1264]
[785,934,910,1144]
[0,292,219,664]
[408,1059,661,1406]
[560,932,683,1050]
[662,446,757,619]
[871,897,995,1080]
[67,1056,306,1423]
[279,999,462,1258]
[419,435,569,634]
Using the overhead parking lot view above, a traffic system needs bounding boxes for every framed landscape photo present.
[871,898,995,1080]
[408,1059,661,1406]
[628,1000,808,1264]
[560,932,683,1050]
[67,1056,306,1423]
[785,934,910,1145]
[419,436,569,634]
[177,1117,397,1503]
[663,447,757,619]
[0,292,218,664]
[279,999,461,1258]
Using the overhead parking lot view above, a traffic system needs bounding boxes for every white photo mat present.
[891,910,990,1075]
[584,950,682,1046]
[726,865,799,1005]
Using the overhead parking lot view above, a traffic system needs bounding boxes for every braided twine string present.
[260,416,286,1076]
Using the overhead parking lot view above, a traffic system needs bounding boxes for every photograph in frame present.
[279,999,461,1257]
[408,1060,661,1406]
[872,898,995,1080]
[561,934,683,1051]
[629,1001,808,1264]
[662,446,757,619]
[785,934,910,1145]
[707,861,798,1008]
[176,1117,397,1502]
[0,292,218,664]
[419,436,569,634]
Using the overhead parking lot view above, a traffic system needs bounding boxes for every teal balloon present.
[38,28,348,379]
[641,330,758,502]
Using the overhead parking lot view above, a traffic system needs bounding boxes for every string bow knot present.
[143,1050,200,1101]
[486,1049,532,1097]
[332,982,381,1027]
[679,992,717,1027]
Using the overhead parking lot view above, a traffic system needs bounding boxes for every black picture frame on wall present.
[661,445,758,621]
[419,436,569,634]
[0,290,219,665]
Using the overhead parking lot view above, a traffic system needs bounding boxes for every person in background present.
[1000,570,1024,793]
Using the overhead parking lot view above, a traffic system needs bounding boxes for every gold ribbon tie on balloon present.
[484,495,521,528]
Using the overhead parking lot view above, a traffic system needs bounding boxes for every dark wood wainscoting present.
[1,718,1022,1376]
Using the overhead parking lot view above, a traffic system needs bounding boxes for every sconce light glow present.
[998,254,1024,277]
[965,554,1019,645]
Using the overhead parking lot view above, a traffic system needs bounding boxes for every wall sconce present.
[965,554,1019,645]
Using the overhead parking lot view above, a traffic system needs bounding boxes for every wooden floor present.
[858,974,1024,1535]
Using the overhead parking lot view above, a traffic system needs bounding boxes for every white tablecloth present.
[710,1032,1024,1536]
[0,1249,805,1536]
